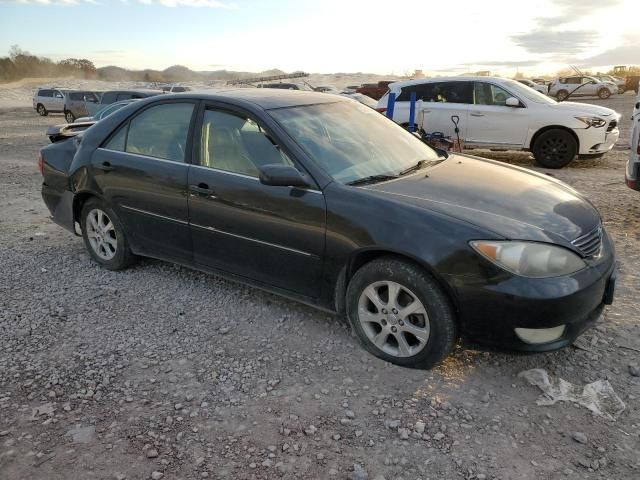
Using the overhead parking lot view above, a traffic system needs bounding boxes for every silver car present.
[548,76,618,101]
[33,87,67,116]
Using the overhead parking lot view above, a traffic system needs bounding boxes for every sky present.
[0,0,638,76]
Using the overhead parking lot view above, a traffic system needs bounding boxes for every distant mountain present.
[95,65,289,83]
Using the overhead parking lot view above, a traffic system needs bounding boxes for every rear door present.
[466,81,529,148]
[419,81,471,140]
[187,103,326,298]
[91,100,197,260]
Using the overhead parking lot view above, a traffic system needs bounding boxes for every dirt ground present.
[1,91,639,480]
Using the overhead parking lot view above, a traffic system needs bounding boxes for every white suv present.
[548,76,618,101]
[377,76,621,168]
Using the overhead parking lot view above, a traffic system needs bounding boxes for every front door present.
[187,106,326,298]
[466,82,529,148]
[91,100,197,260]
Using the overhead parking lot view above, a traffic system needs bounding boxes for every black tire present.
[346,256,457,369]
[37,104,48,116]
[80,197,136,271]
[64,110,75,123]
[532,129,578,168]
[618,87,625,95]
[556,90,569,102]
[598,88,611,99]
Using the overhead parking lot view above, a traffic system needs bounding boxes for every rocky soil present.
[1,93,639,480]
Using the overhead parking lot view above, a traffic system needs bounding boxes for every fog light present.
[515,325,566,344]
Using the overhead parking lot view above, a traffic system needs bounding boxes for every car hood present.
[547,101,619,118]
[364,155,600,245]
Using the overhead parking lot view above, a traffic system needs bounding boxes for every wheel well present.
[335,249,459,316]
[529,125,580,152]
[72,192,96,226]
[37,103,44,108]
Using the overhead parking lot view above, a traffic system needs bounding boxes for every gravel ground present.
[1,93,639,480]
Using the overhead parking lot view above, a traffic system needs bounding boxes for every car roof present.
[102,89,164,95]
[160,88,346,110]
[388,76,514,89]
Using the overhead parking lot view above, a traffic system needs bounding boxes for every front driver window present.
[474,83,513,106]
[199,109,293,177]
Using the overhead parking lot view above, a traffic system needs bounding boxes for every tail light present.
[37,152,44,176]
[375,107,387,114]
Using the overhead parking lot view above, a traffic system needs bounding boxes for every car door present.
[419,81,471,140]
[466,81,529,148]
[91,100,197,261]
[187,104,326,298]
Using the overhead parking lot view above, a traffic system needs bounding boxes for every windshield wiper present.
[398,158,445,176]
[346,174,399,186]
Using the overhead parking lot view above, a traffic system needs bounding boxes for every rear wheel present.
[37,104,47,116]
[346,257,457,369]
[598,88,611,99]
[64,110,75,123]
[80,198,136,270]
[556,90,569,101]
[618,87,625,94]
[532,129,578,168]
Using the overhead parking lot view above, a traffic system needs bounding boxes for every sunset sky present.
[0,0,637,76]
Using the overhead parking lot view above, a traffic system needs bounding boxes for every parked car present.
[377,77,621,168]
[257,82,312,91]
[85,89,163,116]
[517,79,548,95]
[75,99,139,123]
[39,90,616,369]
[625,93,640,190]
[33,87,68,116]
[356,81,394,100]
[64,90,101,123]
[160,84,192,93]
[594,75,626,94]
[625,75,640,94]
[548,76,618,101]
[338,92,378,108]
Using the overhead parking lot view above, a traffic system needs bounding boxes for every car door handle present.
[470,112,485,117]
[97,161,113,171]
[188,183,216,197]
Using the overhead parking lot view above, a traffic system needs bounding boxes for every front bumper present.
[575,126,619,155]
[445,236,616,352]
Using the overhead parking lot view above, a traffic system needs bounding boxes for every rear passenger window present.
[126,103,194,162]
[38,89,53,97]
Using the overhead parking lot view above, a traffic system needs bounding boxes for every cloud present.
[579,35,640,66]
[536,0,623,27]
[511,29,599,55]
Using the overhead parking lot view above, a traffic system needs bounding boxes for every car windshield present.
[270,101,441,184]
[502,79,556,104]
[95,102,127,120]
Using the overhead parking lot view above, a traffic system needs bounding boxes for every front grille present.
[571,225,603,257]
[607,120,617,132]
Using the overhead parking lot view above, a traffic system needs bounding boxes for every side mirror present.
[505,97,520,107]
[258,164,309,188]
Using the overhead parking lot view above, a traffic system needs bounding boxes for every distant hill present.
[95,64,288,83]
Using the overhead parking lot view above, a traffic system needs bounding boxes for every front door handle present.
[470,112,485,117]
[97,161,113,171]
[188,183,216,197]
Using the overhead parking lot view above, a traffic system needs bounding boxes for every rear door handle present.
[188,183,216,197]
[470,112,485,117]
[97,161,113,171]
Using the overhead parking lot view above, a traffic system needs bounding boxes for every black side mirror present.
[258,164,309,188]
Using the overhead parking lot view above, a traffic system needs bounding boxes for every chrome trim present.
[120,205,188,225]
[96,148,188,166]
[191,222,314,257]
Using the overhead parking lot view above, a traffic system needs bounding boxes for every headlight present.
[575,116,606,128]
[470,241,586,278]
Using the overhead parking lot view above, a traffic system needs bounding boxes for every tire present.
[618,87,625,95]
[532,129,578,168]
[80,197,136,271]
[37,104,48,116]
[64,110,75,123]
[598,88,611,99]
[556,90,569,102]
[346,256,457,369]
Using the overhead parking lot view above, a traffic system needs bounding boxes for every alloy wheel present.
[86,208,117,260]
[37,105,45,115]
[539,136,570,164]
[357,281,430,358]
[65,111,74,123]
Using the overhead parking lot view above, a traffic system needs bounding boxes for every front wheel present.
[65,110,75,123]
[37,104,47,116]
[532,129,578,168]
[618,87,625,95]
[80,198,136,270]
[346,257,457,369]
[598,88,611,99]
[556,90,569,101]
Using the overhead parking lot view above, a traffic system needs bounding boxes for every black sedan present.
[39,90,616,369]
